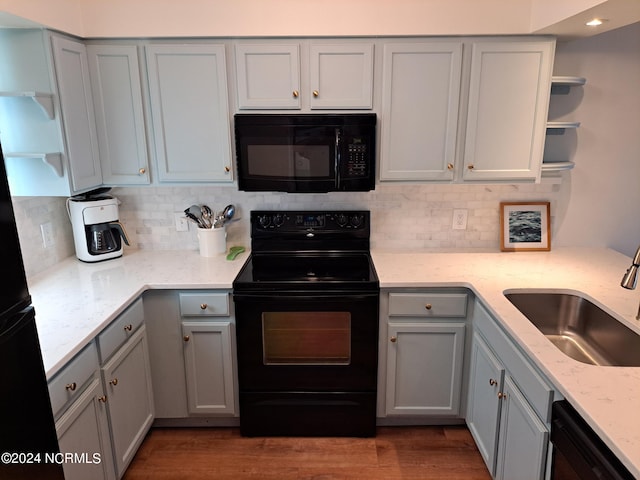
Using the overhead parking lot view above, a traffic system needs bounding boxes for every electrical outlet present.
[40,222,55,248]
[452,209,468,230]
[175,213,189,232]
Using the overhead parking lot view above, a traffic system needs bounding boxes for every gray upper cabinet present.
[145,44,233,183]
[462,40,554,182]
[87,44,150,185]
[379,41,463,181]
[50,34,103,192]
[380,37,555,184]
[0,29,105,196]
[235,43,301,110]
[309,43,374,109]
[235,41,374,111]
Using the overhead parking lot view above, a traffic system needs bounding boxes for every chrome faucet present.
[621,244,640,320]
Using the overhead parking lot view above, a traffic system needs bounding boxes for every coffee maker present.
[67,189,130,263]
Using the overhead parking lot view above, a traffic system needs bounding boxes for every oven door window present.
[262,312,351,365]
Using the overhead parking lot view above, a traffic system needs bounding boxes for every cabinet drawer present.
[179,292,229,317]
[474,302,554,423]
[48,342,99,419]
[97,297,144,363]
[389,293,468,317]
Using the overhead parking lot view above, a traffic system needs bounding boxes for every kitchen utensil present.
[226,246,245,261]
[223,204,235,222]
[185,211,204,229]
[201,204,213,229]
[185,205,205,228]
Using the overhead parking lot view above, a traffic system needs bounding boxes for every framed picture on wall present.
[500,202,551,252]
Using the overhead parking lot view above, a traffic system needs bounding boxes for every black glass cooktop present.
[233,252,378,291]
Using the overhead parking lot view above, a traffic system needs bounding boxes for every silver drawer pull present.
[200,303,208,310]
[65,382,77,391]
[489,378,497,386]
[123,324,133,332]
[425,304,432,310]
[98,395,107,403]
[109,378,118,387]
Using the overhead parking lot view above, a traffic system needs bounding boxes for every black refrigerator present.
[0,144,64,479]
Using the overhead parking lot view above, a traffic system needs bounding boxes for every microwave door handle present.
[335,128,341,189]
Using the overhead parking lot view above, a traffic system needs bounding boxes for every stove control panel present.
[253,211,368,231]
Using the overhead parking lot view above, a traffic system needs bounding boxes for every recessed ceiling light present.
[586,18,607,26]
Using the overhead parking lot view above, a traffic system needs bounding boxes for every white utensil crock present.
[197,226,226,257]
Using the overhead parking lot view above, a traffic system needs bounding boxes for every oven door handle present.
[233,292,378,302]
[334,128,341,190]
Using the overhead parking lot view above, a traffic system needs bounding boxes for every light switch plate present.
[174,213,189,232]
[40,222,55,248]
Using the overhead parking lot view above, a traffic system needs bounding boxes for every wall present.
[0,0,534,38]
[112,181,561,253]
[551,22,640,255]
[10,22,640,278]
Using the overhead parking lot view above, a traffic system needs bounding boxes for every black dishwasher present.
[551,401,634,480]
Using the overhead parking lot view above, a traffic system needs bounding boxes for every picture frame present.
[500,202,551,252]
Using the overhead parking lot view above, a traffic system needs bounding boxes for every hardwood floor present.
[123,426,492,479]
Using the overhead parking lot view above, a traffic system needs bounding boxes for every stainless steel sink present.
[504,291,640,367]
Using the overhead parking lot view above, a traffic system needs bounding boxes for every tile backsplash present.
[13,180,561,278]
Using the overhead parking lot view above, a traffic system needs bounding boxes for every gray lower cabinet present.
[97,298,154,478]
[181,320,235,415]
[144,290,238,420]
[56,378,115,480]
[381,290,468,418]
[467,301,555,480]
[48,342,115,480]
[100,325,154,477]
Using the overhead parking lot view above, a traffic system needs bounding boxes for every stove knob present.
[350,214,363,228]
[273,214,284,227]
[257,215,271,228]
[336,213,348,227]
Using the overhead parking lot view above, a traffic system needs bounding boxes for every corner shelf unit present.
[543,76,586,174]
[0,91,55,119]
[3,152,64,177]
[0,91,62,176]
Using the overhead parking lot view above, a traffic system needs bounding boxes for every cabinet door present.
[56,378,115,480]
[87,44,150,185]
[102,326,154,477]
[309,43,374,109]
[466,332,505,476]
[143,290,189,419]
[235,43,301,109]
[50,34,103,192]
[495,376,549,480]
[146,44,233,182]
[182,321,236,415]
[380,42,462,181]
[463,40,554,182]
[386,322,465,416]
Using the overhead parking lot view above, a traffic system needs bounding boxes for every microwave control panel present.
[345,142,368,177]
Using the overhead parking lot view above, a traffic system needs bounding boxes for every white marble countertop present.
[28,246,640,476]
[28,249,250,379]
[372,247,640,478]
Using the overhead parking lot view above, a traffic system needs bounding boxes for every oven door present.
[235,124,338,193]
[233,292,378,392]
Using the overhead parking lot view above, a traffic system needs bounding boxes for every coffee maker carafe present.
[67,189,130,262]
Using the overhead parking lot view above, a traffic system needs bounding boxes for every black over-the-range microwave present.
[234,113,376,193]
